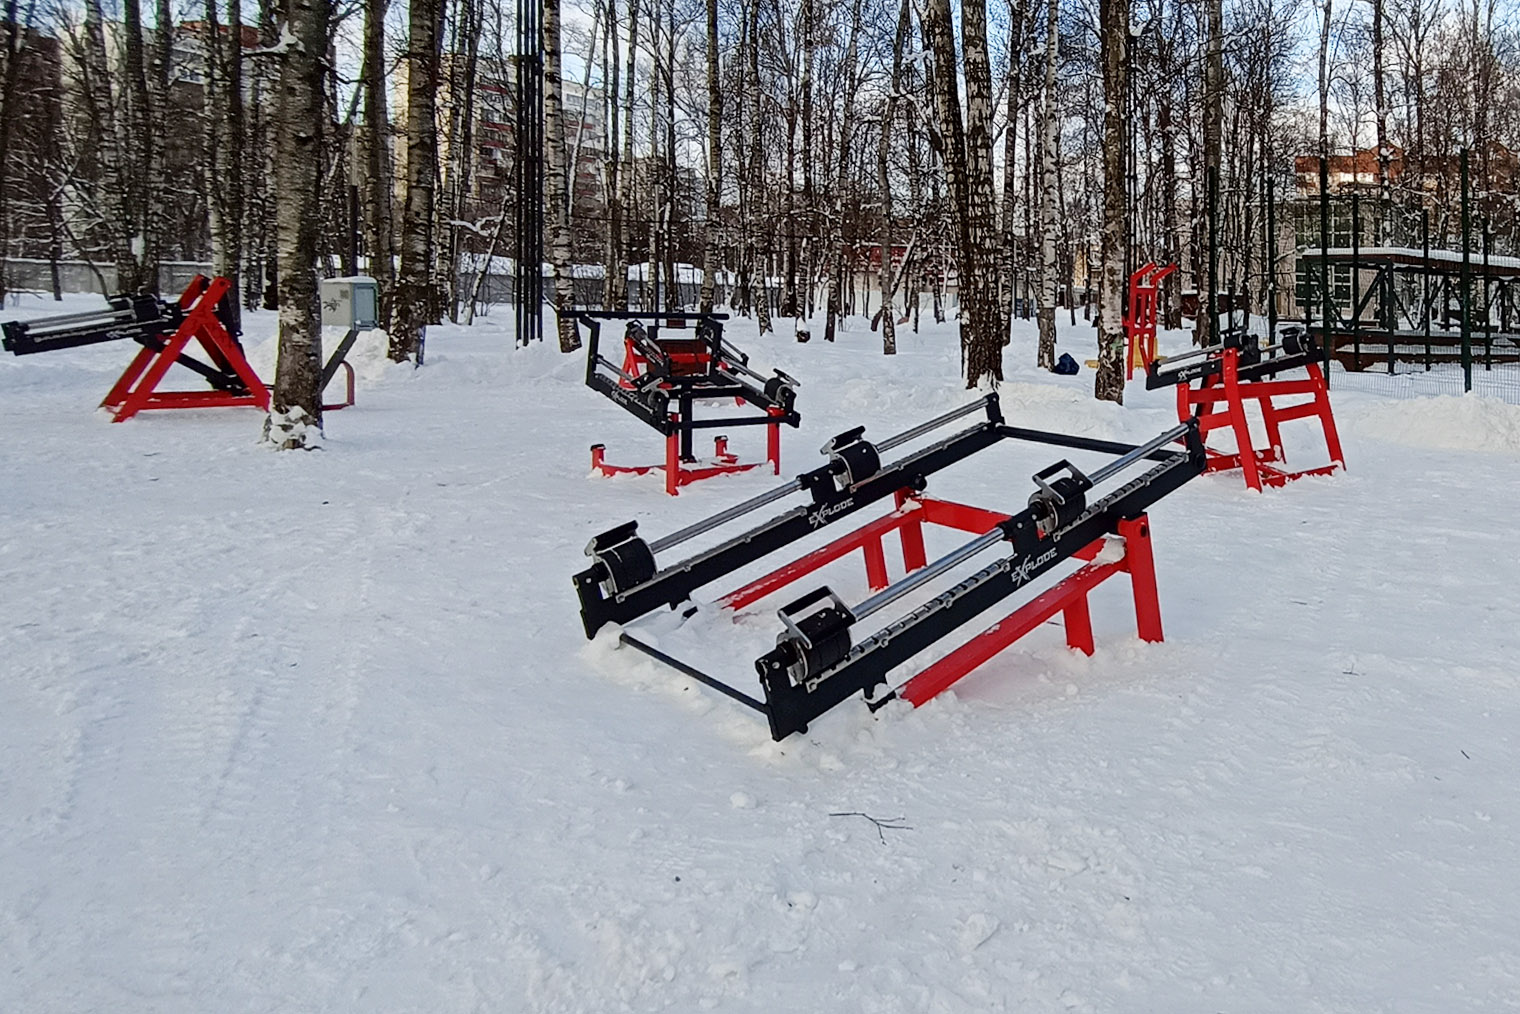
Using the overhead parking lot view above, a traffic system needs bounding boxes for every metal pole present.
[1483,223,1492,371]
[1461,148,1473,392]
[1352,193,1361,370]
[875,396,994,453]
[1319,156,1333,384]
[647,397,996,555]
[1266,171,1278,339]
[1086,423,1191,486]
[852,530,1006,622]
[1423,208,1431,371]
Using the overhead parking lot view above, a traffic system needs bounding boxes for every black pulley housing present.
[1028,460,1095,536]
[764,375,797,414]
[585,522,657,596]
[762,586,856,684]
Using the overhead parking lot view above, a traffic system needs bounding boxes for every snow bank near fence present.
[1350,392,1520,453]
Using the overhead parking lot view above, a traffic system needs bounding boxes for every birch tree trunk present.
[700,0,721,313]
[541,0,580,351]
[603,0,625,308]
[389,0,440,362]
[747,0,772,332]
[1094,0,1128,403]
[924,0,1003,385]
[205,0,243,329]
[1200,0,1222,347]
[1000,0,1027,342]
[614,0,637,309]
[265,0,332,448]
[878,0,910,355]
[1035,0,1059,370]
[823,0,863,344]
[363,0,393,326]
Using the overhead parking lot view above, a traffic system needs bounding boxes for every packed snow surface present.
[2,292,1518,1011]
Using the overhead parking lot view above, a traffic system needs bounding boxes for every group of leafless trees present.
[1,0,1519,420]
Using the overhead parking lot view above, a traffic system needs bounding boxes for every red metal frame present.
[101,275,270,422]
[1125,262,1177,380]
[322,361,356,411]
[718,492,1164,709]
[595,332,785,495]
[1178,346,1345,492]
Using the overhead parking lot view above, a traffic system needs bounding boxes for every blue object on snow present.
[1053,353,1080,375]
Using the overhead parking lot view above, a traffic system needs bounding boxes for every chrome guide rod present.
[648,480,804,554]
[875,396,993,453]
[850,529,1007,622]
[1085,424,1191,486]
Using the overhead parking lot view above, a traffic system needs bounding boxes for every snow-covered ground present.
[3,290,1519,1012]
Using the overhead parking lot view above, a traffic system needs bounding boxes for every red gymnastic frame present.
[102,275,269,422]
[1177,346,1344,492]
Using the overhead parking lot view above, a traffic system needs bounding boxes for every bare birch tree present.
[1094,0,1129,403]
[265,0,332,449]
[390,0,441,362]
[1035,0,1060,370]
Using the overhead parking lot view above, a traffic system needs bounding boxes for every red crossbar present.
[102,275,269,422]
[1177,347,1345,491]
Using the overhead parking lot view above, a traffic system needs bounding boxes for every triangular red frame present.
[101,275,270,422]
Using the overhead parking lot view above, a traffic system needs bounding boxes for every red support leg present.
[863,536,889,591]
[1221,352,1263,492]
[1307,362,1346,467]
[1062,596,1095,654]
[767,410,782,475]
[1118,514,1163,642]
[100,346,157,412]
[665,429,680,496]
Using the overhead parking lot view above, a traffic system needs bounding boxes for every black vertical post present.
[1319,156,1333,382]
[1208,163,1219,345]
[1422,208,1432,371]
[346,184,360,278]
[514,0,545,345]
[1460,148,1473,391]
[1351,193,1361,370]
[1483,222,1492,370]
[1267,169,1278,340]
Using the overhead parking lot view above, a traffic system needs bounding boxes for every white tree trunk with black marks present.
[1035,0,1059,370]
[1094,0,1127,403]
[389,0,440,362]
[265,0,332,449]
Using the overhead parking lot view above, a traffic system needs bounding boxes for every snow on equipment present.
[578,310,801,495]
[1146,324,1344,492]
[574,393,1208,740]
[2,275,362,420]
[1125,262,1177,380]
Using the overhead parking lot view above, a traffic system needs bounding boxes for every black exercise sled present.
[575,393,1208,740]
[578,310,800,495]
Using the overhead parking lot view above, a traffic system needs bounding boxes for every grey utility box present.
[321,276,380,329]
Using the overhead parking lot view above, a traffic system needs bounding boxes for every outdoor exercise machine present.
[574,393,1208,740]
[578,310,801,495]
[1,274,367,421]
[1125,262,1177,380]
[1146,325,1344,492]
